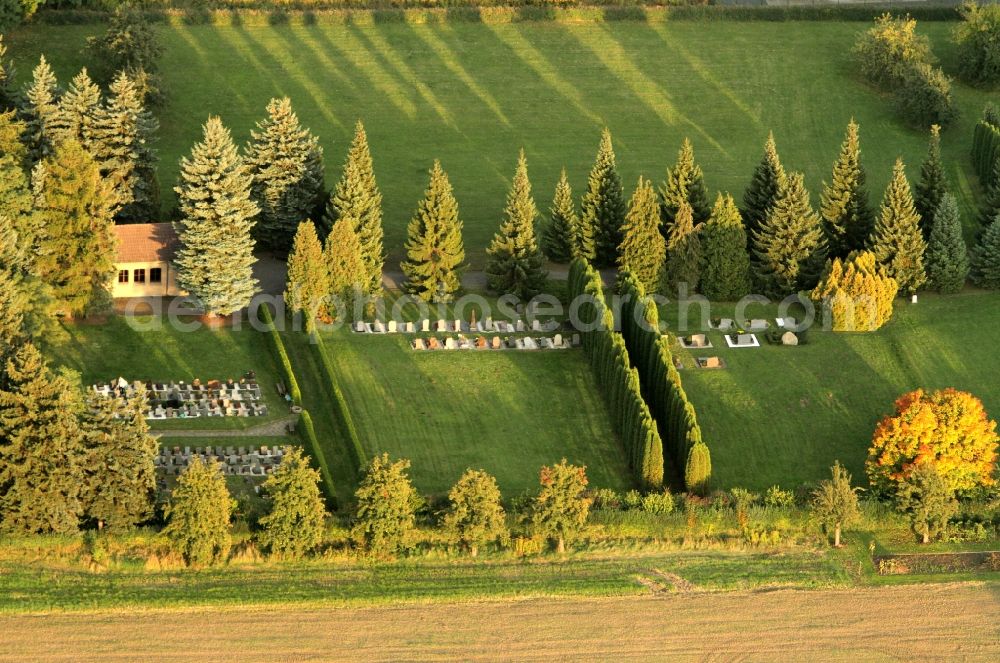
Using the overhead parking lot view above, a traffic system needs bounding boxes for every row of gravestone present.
[412,333,580,351]
[155,445,286,476]
[353,318,560,335]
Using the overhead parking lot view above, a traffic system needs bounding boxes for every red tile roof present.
[114,223,179,263]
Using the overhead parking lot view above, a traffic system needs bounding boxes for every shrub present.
[641,490,675,516]
[622,489,643,510]
[954,1,1000,85]
[764,485,795,508]
[854,13,934,89]
[590,488,621,511]
[895,62,957,129]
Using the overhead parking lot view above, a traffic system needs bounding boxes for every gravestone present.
[690,333,707,347]
[454,319,463,333]
[718,318,735,330]
[531,319,542,332]
[475,336,487,349]
[703,356,721,368]
[427,337,441,350]
[572,333,581,346]
[373,320,385,333]
[436,319,447,332]
[491,336,502,349]
[516,319,526,332]
[539,337,553,349]
[523,336,538,350]
[387,320,398,333]
[405,321,415,333]
[353,321,365,333]
[422,319,431,332]
[445,337,458,350]
[554,333,563,347]
[781,331,799,346]
[412,338,427,350]
[737,334,755,346]
[515,338,526,349]
[749,319,768,330]
[485,317,494,331]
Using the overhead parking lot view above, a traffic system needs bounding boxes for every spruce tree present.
[257,447,328,558]
[92,72,159,222]
[542,168,578,263]
[0,35,20,112]
[325,121,383,299]
[700,192,752,302]
[660,137,711,232]
[869,158,927,295]
[914,124,948,238]
[971,215,1000,289]
[80,388,157,532]
[245,97,324,253]
[741,131,786,241]
[663,200,701,295]
[174,116,259,316]
[617,176,665,294]
[0,344,85,534]
[33,139,117,317]
[820,119,875,258]
[21,56,61,163]
[0,269,26,381]
[50,68,102,152]
[924,194,969,294]
[580,128,626,266]
[753,172,827,297]
[162,457,234,567]
[285,220,329,331]
[400,160,465,303]
[325,215,367,318]
[485,149,547,300]
[351,453,416,554]
[0,108,27,165]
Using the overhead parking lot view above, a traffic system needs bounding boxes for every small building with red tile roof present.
[111,223,183,298]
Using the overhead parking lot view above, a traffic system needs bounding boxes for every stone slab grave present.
[696,356,725,369]
[748,319,769,332]
[353,321,365,333]
[516,319,526,332]
[427,337,441,350]
[387,320,398,333]
[531,319,542,332]
[475,336,488,349]
[491,336,502,349]
[445,337,458,350]
[724,333,760,348]
[776,317,797,329]
[714,318,735,331]
[554,333,563,348]
[422,319,431,332]
[373,320,386,334]
[681,333,712,349]
[522,337,539,350]
[436,319,447,333]
[412,338,427,351]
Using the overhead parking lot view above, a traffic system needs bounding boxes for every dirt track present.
[3,582,998,662]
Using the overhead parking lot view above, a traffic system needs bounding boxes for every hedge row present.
[309,331,367,472]
[972,111,1000,187]
[617,272,711,495]
[568,259,664,489]
[257,303,338,507]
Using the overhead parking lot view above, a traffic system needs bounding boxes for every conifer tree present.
[325,215,367,318]
[914,124,948,238]
[753,173,827,297]
[869,158,927,295]
[21,56,60,162]
[92,72,159,222]
[0,108,27,166]
[284,220,329,332]
[174,116,259,316]
[977,155,1000,230]
[580,128,626,266]
[542,168,578,263]
[443,469,508,557]
[0,344,85,534]
[486,149,547,299]
[33,139,117,317]
[685,442,712,497]
[741,131,786,240]
[811,251,898,332]
[0,36,20,112]
[80,388,157,532]
[700,193,752,301]
[617,176,665,294]
[50,69,101,152]
[820,119,875,258]
[663,200,701,295]
[924,194,969,294]
[351,453,416,554]
[162,457,234,567]
[245,97,324,253]
[257,447,328,558]
[0,269,26,381]
[971,215,1000,289]
[660,138,711,232]
[325,121,383,299]
[401,160,465,303]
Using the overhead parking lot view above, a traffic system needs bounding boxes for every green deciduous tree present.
[895,463,958,544]
[542,169,578,264]
[580,128,626,266]
[284,220,329,331]
[401,160,465,303]
[820,120,876,257]
[660,137,711,233]
[741,132,787,242]
[854,13,934,88]
[21,55,60,162]
[325,215,367,319]
[617,176,665,294]
[971,215,1000,289]
[953,1,1000,85]
[914,124,948,238]
[351,453,416,555]
[257,447,328,558]
[531,459,591,553]
[174,116,259,316]
[924,194,969,294]
[700,192,752,301]
[811,461,861,547]
[443,468,508,557]
[245,97,324,253]
[485,149,547,300]
[663,200,701,296]
[869,158,927,295]
[162,456,234,567]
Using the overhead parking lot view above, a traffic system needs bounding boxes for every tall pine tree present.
[663,200,701,295]
[971,215,1000,289]
[617,176,665,294]
[174,116,259,316]
[542,168,578,263]
[21,56,60,163]
[820,119,875,258]
[245,97,324,253]
[753,172,827,297]
[580,128,626,266]
[324,120,383,299]
[284,220,329,331]
[924,194,969,294]
[741,131,786,241]
[660,137,711,232]
[914,124,948,238]
[0,36,20,112]
[485,149,547,300]
[869,158,927,295]
[325,215,367,319]
[50,68,102,152]
[701,192,752,302]
[401,160,465,303]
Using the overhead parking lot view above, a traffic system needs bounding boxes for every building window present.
[150,267,162,284]
[134,269,146,284]
[118,270,129,283]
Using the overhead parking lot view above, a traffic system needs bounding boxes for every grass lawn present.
[318,328,631,495]
[662,291,1000,491]
[6,19,994,266]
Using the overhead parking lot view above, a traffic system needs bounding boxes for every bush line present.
[972,111,1000,187]
[259,303,302,405]
[309,331,367,472]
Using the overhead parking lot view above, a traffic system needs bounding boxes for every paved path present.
[152,414,296,438]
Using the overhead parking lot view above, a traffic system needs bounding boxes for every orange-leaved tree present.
[867,388,998,495]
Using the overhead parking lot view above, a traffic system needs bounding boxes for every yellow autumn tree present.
[811,251,898,332]
[867,388,999,495]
